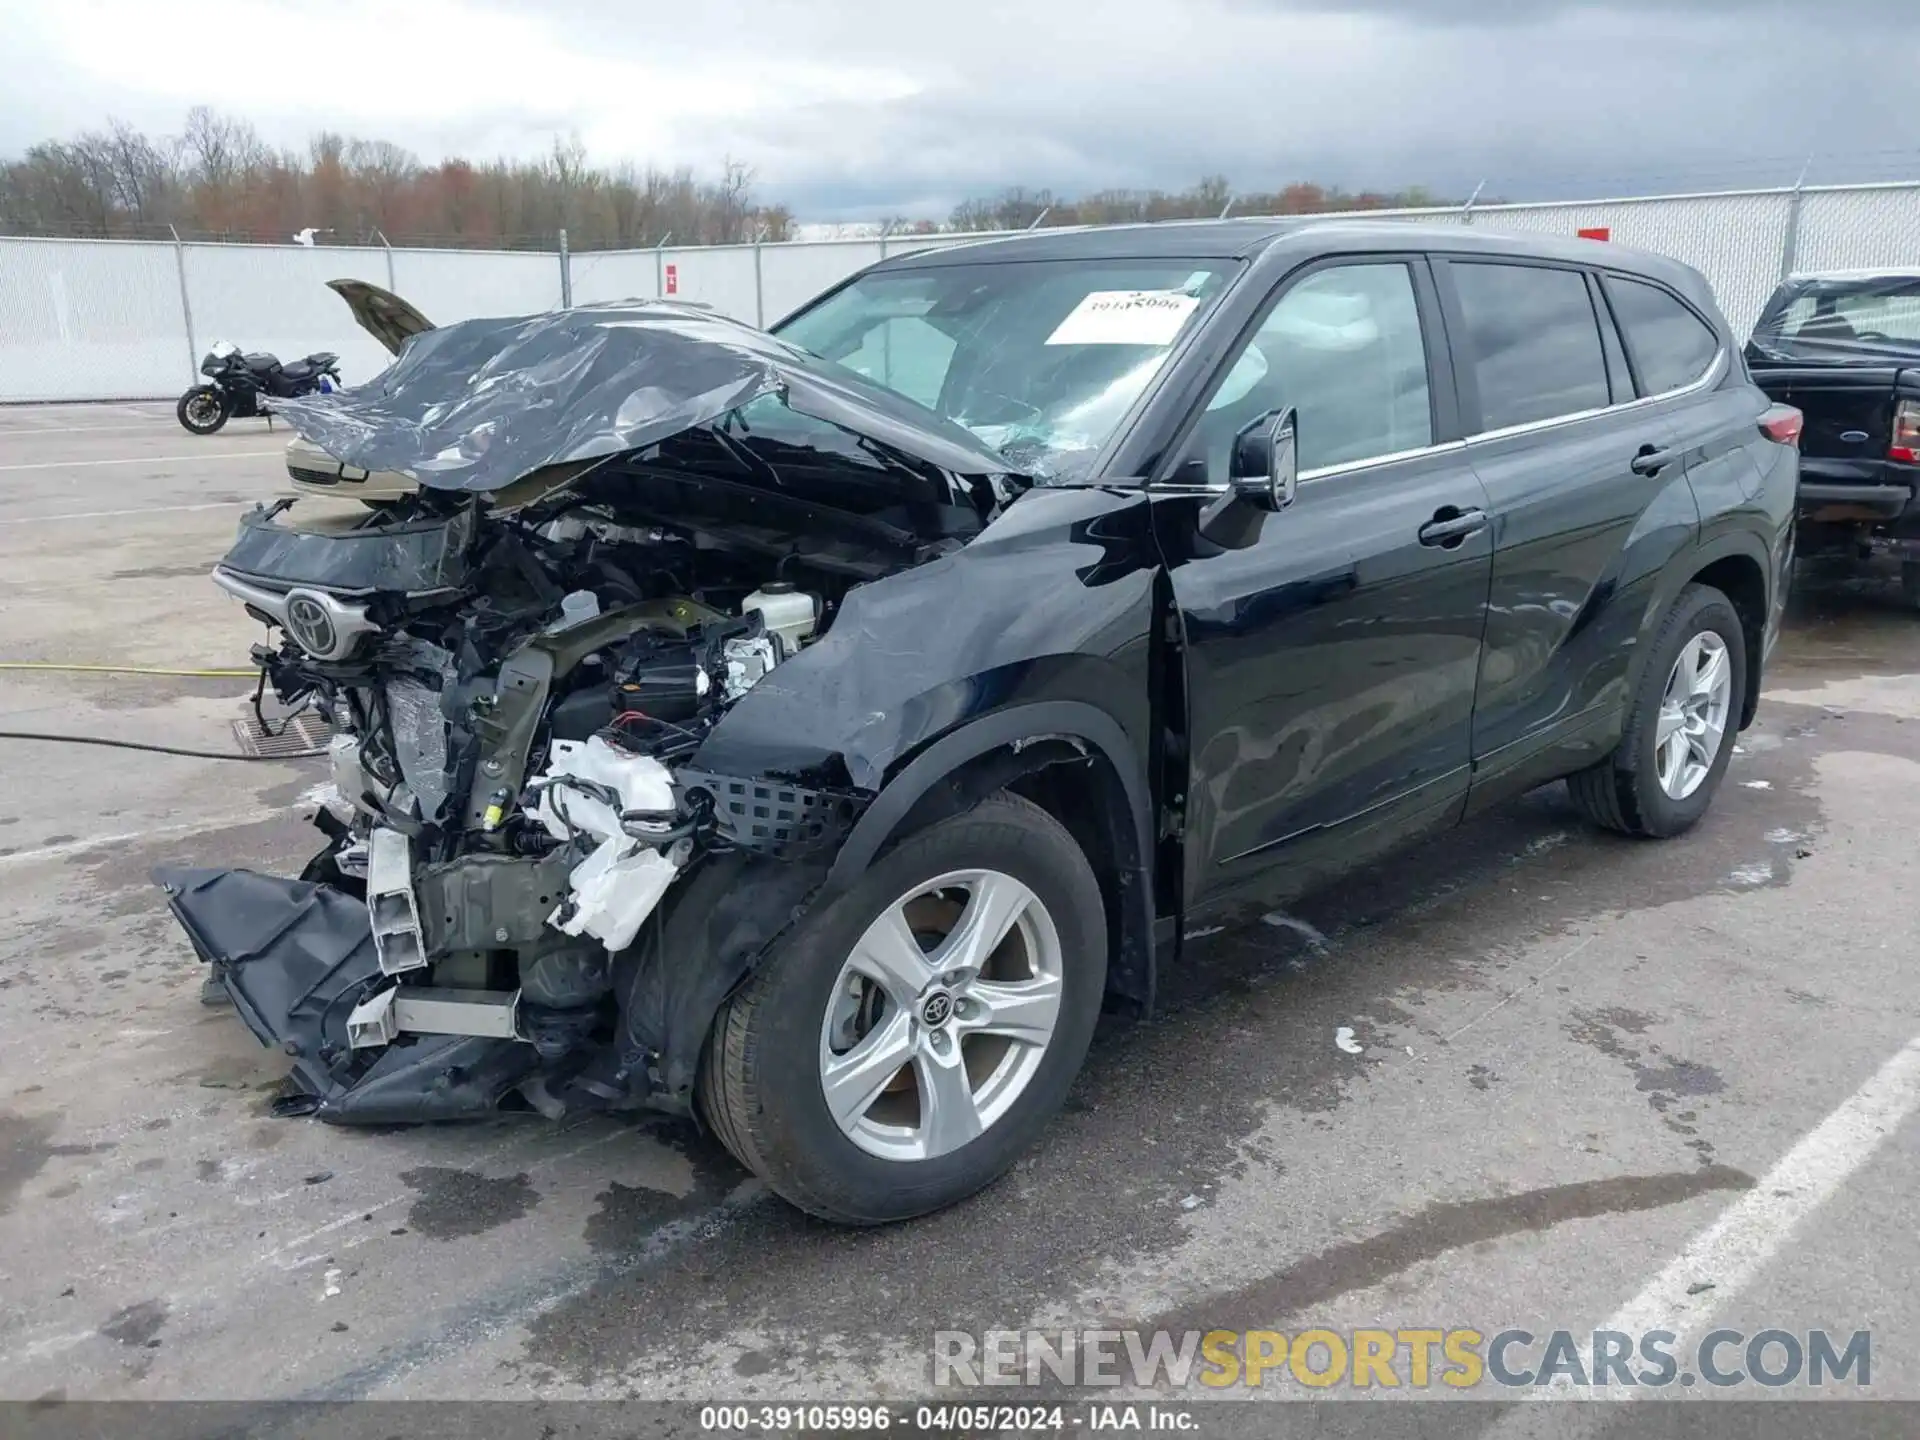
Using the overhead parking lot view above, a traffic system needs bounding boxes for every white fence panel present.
[881,233,1001,259]
[182,243,393,390]
[8,181,1920,403]
[1792,184,1920,279]
[760,239,883,324]
[655,245,761,322]
[388,248,560,325]
[1284,206,1468,227]
[0,239,189,402]
[1472,193,1794,335]
[570,249,664,306]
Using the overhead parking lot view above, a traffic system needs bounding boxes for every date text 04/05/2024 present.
[697,1403,1195,1431]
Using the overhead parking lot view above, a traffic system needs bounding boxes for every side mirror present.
[1229,407,1298,513]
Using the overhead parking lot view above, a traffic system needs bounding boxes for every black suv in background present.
[165,221,1798,1224]
[1745,268,1920,604]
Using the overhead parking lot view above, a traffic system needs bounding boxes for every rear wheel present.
[1569,583,1745,837]
[699,792,1107,1224]
[1901,559,1920,611]
[176,386,228,435]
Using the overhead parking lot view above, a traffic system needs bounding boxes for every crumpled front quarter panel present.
[692,487,1162,792]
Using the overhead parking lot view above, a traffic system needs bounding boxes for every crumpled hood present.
[271,300,1019,495]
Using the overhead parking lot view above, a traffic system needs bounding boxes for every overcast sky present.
[2,0,1908,218]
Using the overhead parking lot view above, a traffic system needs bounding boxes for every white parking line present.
[1506,1030,1920,1415]
[0,806,305,869]
[1601,1032,1920,1333]
[0,450,281,473]
[0,422,177,436]
[0,502,247,525]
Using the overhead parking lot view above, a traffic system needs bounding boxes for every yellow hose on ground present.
[0,662,256,678]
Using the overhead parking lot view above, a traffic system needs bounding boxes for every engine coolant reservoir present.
[743,583,819,659]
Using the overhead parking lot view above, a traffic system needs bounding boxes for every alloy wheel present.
[1654,631,1732,800]
[818,869,1064,1162]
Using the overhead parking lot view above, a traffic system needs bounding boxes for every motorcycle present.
[176,341,342,435]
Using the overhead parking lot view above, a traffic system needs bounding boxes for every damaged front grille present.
[231,710,332,759]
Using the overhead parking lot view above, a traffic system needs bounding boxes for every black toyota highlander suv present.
[160,220,1799,1225]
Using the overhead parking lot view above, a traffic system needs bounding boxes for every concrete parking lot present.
[2,401,1918,1423]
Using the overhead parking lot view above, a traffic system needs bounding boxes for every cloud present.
[1244,0,1907,21]
[0,0,1907,220]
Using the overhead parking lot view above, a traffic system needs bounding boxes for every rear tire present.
[1901,560,1920,611]
[698,792,1107,1225]
[176,386,228,435]
[1569,584,1746,838]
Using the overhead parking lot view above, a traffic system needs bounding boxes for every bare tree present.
[0,105,1464,248]
[715,157,755,244]
[180,106,267,187]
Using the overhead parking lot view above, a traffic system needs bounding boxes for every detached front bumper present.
[154,865,536,1123]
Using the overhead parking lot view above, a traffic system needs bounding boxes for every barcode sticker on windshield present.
[1045,291,1201,346]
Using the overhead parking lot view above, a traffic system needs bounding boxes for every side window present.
[1451,262,1610,431]
[1183,262,1432,479]
[1838,290,1920,341]
[839,316,957,410]
[1605,276,1721,395]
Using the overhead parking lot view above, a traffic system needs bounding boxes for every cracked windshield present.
[775,260,1230,479]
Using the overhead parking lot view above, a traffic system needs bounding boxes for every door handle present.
[1631,444,1677,476]
[1418,507,1488,547]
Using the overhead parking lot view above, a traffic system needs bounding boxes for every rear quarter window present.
[1605,276,1721,395]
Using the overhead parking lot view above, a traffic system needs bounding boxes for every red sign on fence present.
[665,263,679,295]
[1577,227,1611,242]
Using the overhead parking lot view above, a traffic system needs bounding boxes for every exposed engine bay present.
[158,458,996,1122]
[151,294,1038,1127]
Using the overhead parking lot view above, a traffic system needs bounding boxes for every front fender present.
[691,485,1162,792]
[685,484,1166,1007]
[822,698,1152,892]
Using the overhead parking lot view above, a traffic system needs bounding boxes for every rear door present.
[1602,271,1772,557]
[1434,258,1708,804]
[1152,256,1494,912]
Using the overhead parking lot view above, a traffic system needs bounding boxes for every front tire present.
[176,386,228,435]
[699,792,1107,1225]
[1569,583,1746,838]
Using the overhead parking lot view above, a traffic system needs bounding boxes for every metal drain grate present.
[231,710,331,759]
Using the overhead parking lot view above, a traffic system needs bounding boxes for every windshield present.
[773,258,1232,482]
[1751,276,1920,358]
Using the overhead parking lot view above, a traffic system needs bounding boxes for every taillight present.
[1759,404,1804,447]
[1892,398,1920,464]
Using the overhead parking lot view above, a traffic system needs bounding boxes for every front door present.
[1151,256,1494,914]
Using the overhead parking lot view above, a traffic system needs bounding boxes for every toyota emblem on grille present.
[284,591,338,657]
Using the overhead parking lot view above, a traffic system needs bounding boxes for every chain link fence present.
[5,182,1920,403]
